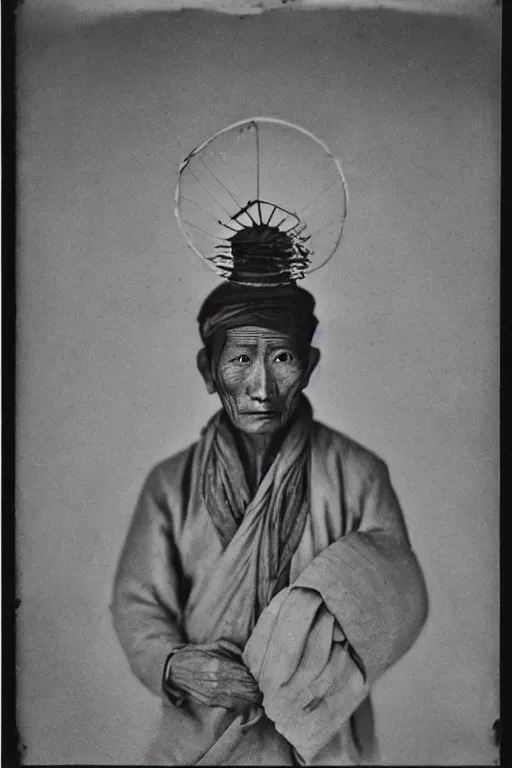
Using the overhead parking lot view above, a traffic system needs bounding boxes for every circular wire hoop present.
[175,116,348,286]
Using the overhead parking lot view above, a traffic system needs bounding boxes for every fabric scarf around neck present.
[201,396,313,620]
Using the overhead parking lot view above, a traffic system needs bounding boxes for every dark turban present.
[197,282,318,348]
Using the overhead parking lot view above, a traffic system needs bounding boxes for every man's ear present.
[197,347,217,395]
[301,346,320,390]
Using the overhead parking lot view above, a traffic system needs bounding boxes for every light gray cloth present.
[201,397,312,616]
[244,588,368,765]
[244,530,429,764]
[111,418,428,765]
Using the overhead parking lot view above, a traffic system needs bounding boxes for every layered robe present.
[111,409,428,765]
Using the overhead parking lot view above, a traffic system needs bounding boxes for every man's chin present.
[235,414,285,435]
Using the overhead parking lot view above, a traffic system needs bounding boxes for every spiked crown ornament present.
[175,117,347,286]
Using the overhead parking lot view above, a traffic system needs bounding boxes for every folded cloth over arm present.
[244,585,369,765]
[293,530,429,684]
[244,525,428,764]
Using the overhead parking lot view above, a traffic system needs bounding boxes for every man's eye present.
[231,354,251,363]
[275,352,293,363]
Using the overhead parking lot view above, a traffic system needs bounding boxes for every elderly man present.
[111,280,428,766]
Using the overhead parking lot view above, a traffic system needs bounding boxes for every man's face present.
[213,325,309,436]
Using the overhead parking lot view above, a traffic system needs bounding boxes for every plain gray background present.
[17,5,500,764]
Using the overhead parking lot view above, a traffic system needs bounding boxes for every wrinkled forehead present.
[223,326,298,348]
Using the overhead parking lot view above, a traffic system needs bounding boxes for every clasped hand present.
[166,639,263,711]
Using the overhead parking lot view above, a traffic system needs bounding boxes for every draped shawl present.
[201,396,312,619]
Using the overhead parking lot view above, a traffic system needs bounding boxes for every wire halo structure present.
[175,116,348,286]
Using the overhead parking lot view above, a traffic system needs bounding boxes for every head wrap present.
[197,282,318,347]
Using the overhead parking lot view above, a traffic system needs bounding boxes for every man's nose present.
[247,360,273,401]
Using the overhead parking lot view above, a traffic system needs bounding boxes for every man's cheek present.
[218,370,244,395]
[220,389,243,415]
[219,393,241,421]
[277,372,303,400]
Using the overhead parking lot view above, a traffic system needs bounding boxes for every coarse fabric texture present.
[244,530,429,763]
[201,397,312,617]
[197,282,318,345]
[244,589,368,765]
[111,415,428,765]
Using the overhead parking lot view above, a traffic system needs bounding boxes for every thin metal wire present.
[285,153,331,213]
[180,195,229,226]
[255,123,262,222]
[217,153,245,198]
[295,177,340,216]
[233,206,259,227]
[187,165,236,221]
[179,195,247,236]
[176,118,347,280]
[281,219,303,234]
[198,155,244,212]
[219,220,243,234]
[266,205,277,226]
[308,217,338,239]
[207,255,233,265]
[181,219,228,241]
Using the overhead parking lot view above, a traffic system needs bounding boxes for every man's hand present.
[165,639,263,711]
